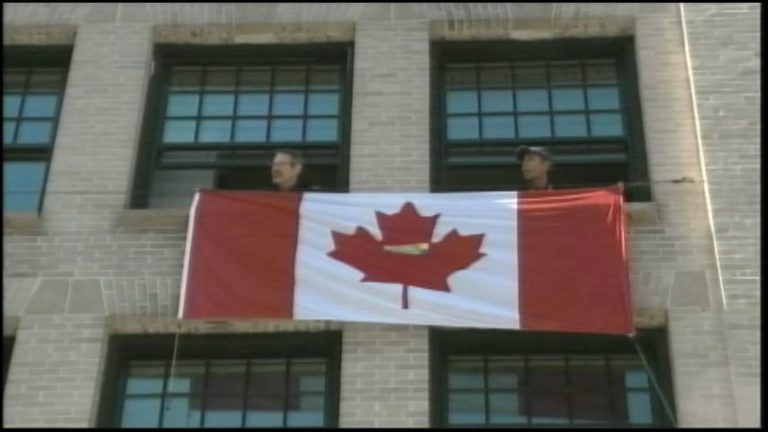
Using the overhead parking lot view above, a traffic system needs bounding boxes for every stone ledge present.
[3,213,46,234]
[3,25,77,46]
[107,316,344,334]
[153,22,355,44]
[430,18,635,40]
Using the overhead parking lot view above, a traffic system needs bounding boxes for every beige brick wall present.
[3,3,759,428]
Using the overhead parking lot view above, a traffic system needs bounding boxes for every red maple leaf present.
[328,202,485,309]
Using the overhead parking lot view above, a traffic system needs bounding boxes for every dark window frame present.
[130,43,354,208]
[429,328,675,428]
[3,46,72,213]
[430,38,651,201]
[3,336,15,394]
[97,331,343,428]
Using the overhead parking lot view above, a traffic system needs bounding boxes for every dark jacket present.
[268,177,319,192]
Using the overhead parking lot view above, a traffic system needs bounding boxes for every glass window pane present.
[481,115,515,139]
[16,120,52,144]
[162,395,203,427]
[4,193,40,212]
[554,114,588,137]
[167,362,206,393]
[445,66,477,88]
[489,392,526,425]
[587,87,620,110]
[3,71,26,90]
[240,67,271,90]
[309,67,340,90]
[516,89,549,112]
[306,118,338,142]
[207,360,246,395]
[514,65,546,87]
[120,397,161,427]
[627,391,654,424]
[527,356,566,388]
[488,357,523,389]
[234,119,267,142]
[447,359,484,389]
[447,116,479,140]
[21,94,58,118]
[163,119,197,143]
[446,90,478,114]
[272,93,305,115]
[286,395,324,427]
[550,63,583,85]
[586,61,618,83]
[270,119,303,142]
[479,66,512,87]
[590,113,623,136]
[307,93,339,115]
[203,396,245,427]
[246,410,284,427]
[204,68,237,90]
[570,357,609,391]
[169,67,202,90]
[249,360,287,395]
[166,93,200,117]
[27,71,64,91]
[4,120,16,144]
[572,393,612,425]
[198,119,232,142]
[4,161,46,212]
[517,115,551,138]
[125,362,165,395]
[201,93,235,116]
[625,370,650,389]
[551,88,585,111]
[448,392,485,425]
[480,90,514,113]
[4,95,22,118]
[529,393,569,425]
[274,67,307,90]
[237,93,270,116]
[293,360,326,392]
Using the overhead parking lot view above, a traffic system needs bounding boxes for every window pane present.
[627,391,653,424]
[167,362,206,393]
[163,120,197,143]
[162,395,203,427]
[274,67,307,90]
[551,88,585,111]
[529,393,569,424]
[527,356,566,388]
[204,396,245,427]
[480,90,514,113]
[306,118,338,141]
[245,410,284,428]
[166,93,200,117]
[517,115,551,138]
[28,71,64,91]
[570,357,608,391]
[550,64,583,85]
[447,116,479,140]
[479,66,512,87]
[446,90,478,114]
[3,71,25,90]
[624,370,650,389]
[4,193,41,212]
[272,93,305,115]
[586,61,618,83]
[198,119,232,142]
[125,362,165,395]
[207,360,246,395]
[240,67,271,90]
[21,94,58,118]
[590,113,623,136]
[234,119,267,142]
[4,95,22,118]
[4,120,16,144]
[16,120,52,144]
[588,87,621,110]
[514,65,546,87]
[307,93,339,115]
[237,93,270,116]
[120,397,161,427]
[447,359,484,389]
[481,115,515,139]
[309,67,340,90]
[489,392,526,425]
[4,161,46,192]
[247,360,287,427]
[201,93,235,116]
[445,66,477,88]
[488,357,522,389]
[572,393,612,425]
[270,119,303,142]
[293,360,326,392]
[286,395,324,427]
[204,68,237,90]
[170,67,202,90]
[554,114,588,137]
[516,89,549,112]
[448,392,485,425]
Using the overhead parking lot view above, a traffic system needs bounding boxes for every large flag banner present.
[179,187,633,335]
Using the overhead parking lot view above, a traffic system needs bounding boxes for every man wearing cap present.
[515,145,554,191]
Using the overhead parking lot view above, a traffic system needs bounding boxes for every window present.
[430,329,674,428]
[131,44,353,209]
[98,332,342,428]
[431,38,650,201]
[3,47,71,213]
[3,337,14,394]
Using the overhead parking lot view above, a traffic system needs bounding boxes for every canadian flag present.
[179,187,633,335]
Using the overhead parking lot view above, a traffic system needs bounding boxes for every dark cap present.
[515,145,552,162]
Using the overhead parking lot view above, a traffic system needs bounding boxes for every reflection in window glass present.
[201,93,235,116]
[590,113,623,136]
[21,94,58,117]
[198,119,232,142]
[237,93,270,116]
[270,119,303,142]
[481,115,515,139]
[446,90,478,114]
[121,397,162,427]
[306,118,338,142]
[447,116,480,140]
[554,114,588,137]
[307,93,339,115]
[516,89,549,112]
[551,88,585,111]
[16,120,52,144]
[166,94,200,117]
[587,87,621,110]
[234,119,267,142]
[480,90,514,113]
[4,161,46,212]
[518,115,551,138]
[163,120,197,143]
[3,95,22,117]
[272,93,305,116]
[449,392,485,425]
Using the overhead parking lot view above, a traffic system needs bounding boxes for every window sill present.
[116,209,190,232]
[4,212,45,233]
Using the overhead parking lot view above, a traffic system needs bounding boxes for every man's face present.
[521,153,551,181]
[271,153,302,188]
